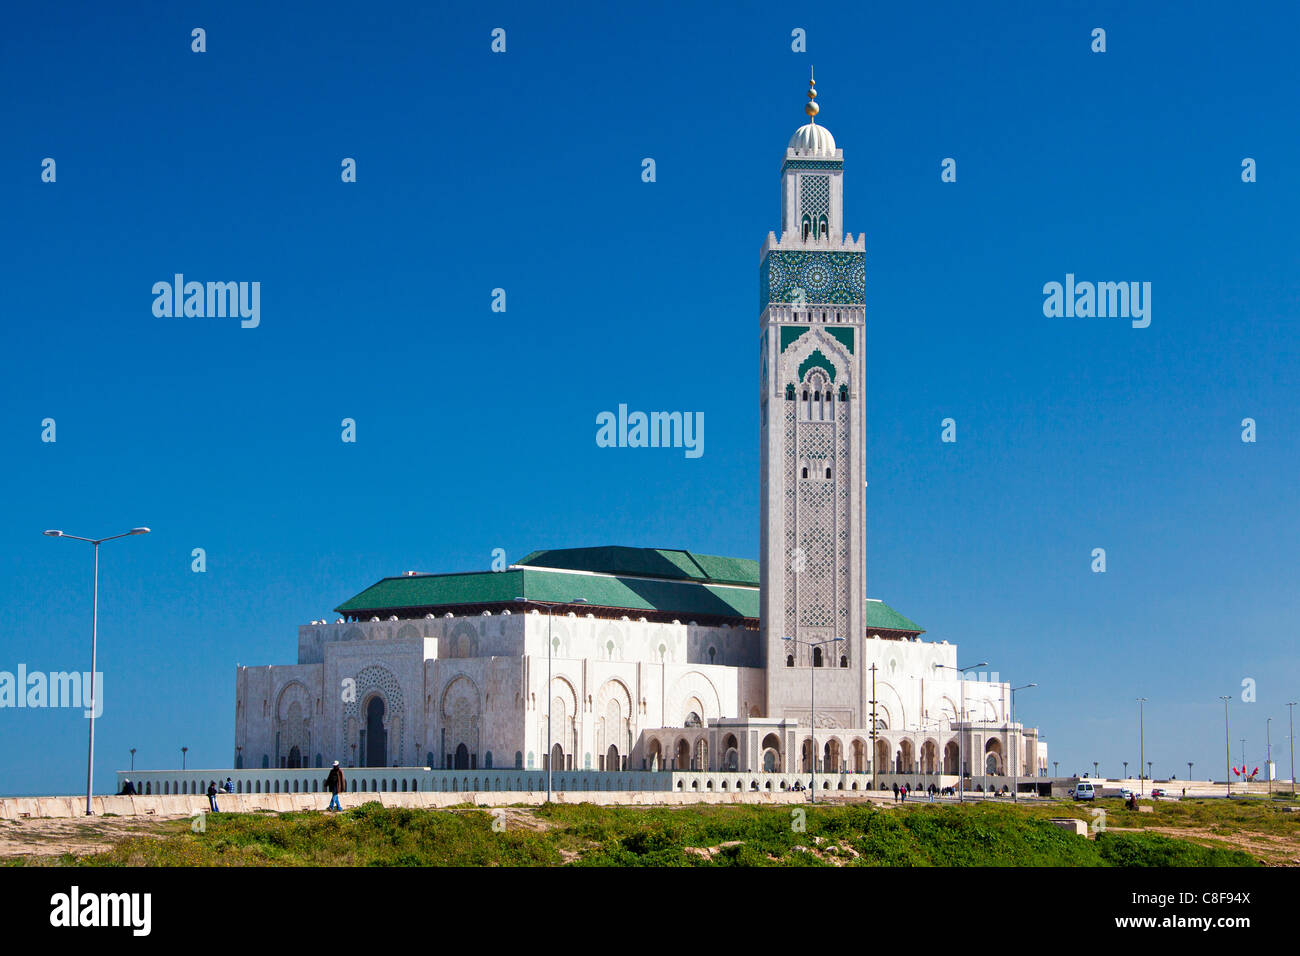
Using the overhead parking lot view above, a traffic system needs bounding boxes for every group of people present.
[117,762,349,814]
[891,782,940,803]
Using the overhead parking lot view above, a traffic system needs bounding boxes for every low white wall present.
[114,767,965,799]
[0,787,867,820]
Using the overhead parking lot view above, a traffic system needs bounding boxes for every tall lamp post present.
[1136,697,1147,798]
[181,746,188,770]
[514,595,588,804]
[867,663,879,782]
[934,661,986,804]
[43,526,150,815]
[1288,702,1297,796]
[1219,696,1232,797]
[129,748,136,772]
[784,635,844,804]
[1267,718,1273,796]
[1123,760,1129,779]
[1010,683,1036,802]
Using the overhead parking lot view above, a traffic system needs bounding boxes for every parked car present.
[1151,787,1165,798]
[1073,781,1097,800]
[1119,787,1134,800]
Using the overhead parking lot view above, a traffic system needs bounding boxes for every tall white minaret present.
[759,72,868,730]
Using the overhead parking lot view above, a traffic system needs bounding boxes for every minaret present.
[759,72,868,730]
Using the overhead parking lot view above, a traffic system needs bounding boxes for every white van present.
[1073,781,1097,801]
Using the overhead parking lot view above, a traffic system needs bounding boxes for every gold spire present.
[805,67,819,121]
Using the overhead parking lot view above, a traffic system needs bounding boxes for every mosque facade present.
[233,79,1047,787]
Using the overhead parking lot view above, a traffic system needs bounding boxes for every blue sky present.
[1,1,1297,794]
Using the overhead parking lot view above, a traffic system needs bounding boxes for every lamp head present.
[129,527,150,535]
[43,530,62,537]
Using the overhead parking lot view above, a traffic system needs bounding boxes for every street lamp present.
[1136,698,1147,798]
[181,746,188,770]
[1219,696,1232,797]
[1267,718,1273,796]
[1288,702,1297,796]
[514,595,588,804]
[44,526,150,815]
[1053,760,1058,777]
[1188,761,1193,784]
[784,635,844,803]
[1010,683,1036,802]
[934,661,986,803]
[1123,760,1129,779]
[129,747,136,772]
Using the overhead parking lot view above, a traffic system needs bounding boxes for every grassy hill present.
[10,799,1269,867]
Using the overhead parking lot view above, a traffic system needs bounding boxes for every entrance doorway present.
[365,696,386,767]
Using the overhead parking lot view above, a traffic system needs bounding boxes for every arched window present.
[825,467,832,479]
[801,466,808,479]
[785,384,795,401]
[813,647,824,667]
[840,655,848,668]
[839,384,848,402]
[786,655,794,667]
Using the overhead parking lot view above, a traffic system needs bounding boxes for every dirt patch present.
[1107,825,1300,865]
[0,815,186,860]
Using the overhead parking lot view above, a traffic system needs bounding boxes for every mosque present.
[232,77,1047,787]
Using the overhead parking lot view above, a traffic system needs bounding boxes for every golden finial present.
[805,66,819,121]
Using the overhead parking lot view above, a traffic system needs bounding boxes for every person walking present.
[325,760,345,811]
[892,782,899,803]
[206,781,219,813]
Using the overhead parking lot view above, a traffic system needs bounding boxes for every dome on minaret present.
[787,69,836,155]
[788,122,836,154]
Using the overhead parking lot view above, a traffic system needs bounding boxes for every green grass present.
[14,800,1265,867]
[1018,795,1300,839]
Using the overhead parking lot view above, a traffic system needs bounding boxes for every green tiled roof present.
[334,570,523,614]
[335,567,757,620]
[335,546,923,634]
[865,600,922,633]
[516,546,758,588]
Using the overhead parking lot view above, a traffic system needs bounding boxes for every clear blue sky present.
[1,1,1297,795]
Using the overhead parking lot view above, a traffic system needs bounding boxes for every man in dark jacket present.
[325,760,345,811]
[206,781,219,813]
